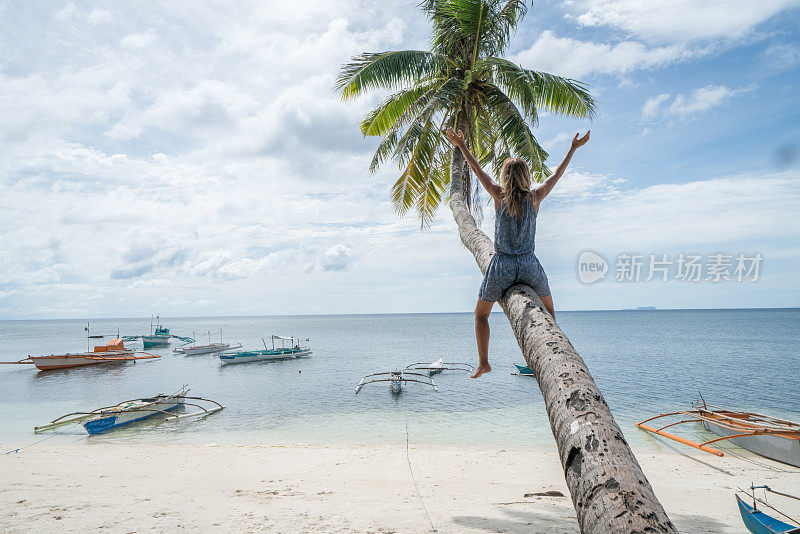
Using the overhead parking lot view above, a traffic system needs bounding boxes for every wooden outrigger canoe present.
[636,400,800,467]
[34,387,224,435]
[354,370,438,395]
[219,335,310,364]
[0,338,160,371]
[404,358,473,376]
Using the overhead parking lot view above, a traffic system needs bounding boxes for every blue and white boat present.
[737,486,800,534]
[33,387,224,435]
[219,335,311,365]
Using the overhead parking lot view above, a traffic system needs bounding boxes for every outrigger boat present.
[174,330,242,356]
[404,358,473,376]
[219,335,310,365]
[141,315,172,348]
[355,370,437,395]
[0,337,160,371]
[737,485,800,534]
[512,363,534,376]
[636,399,800,467]
[33,387,224,435]
[125,315,193,348]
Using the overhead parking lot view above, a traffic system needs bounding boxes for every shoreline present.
[3,442,798,533]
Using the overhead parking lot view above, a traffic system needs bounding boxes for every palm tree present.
[336,0,594,226]
[336,1,676,532]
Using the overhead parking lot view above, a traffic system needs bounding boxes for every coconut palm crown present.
[335,0,596,227]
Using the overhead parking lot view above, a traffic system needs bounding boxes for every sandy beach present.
[2,441,798,533]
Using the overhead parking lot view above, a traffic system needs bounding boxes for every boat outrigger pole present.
[635,412,725,457]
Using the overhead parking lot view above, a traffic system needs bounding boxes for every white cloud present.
[540,172,800,254]
[668,85,737,116]
[513,31,695,78]
[762,42,800,68]
[119,30,157,50]
[641,84,754,121]
[641,94,671,119]
[316,244,357,272]
[547,171,626,199]
[573,0,800,43]
[108,80,258,141]
[87,8,113,25]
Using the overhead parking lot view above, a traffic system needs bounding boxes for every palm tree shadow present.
[452,506,578,533]
[452,507,732,533]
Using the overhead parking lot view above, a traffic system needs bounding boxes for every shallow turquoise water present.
[1,310,798,450]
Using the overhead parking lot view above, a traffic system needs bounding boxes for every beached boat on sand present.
[0,338,160,371]
[636,400,800,467]
[33,387,225,435]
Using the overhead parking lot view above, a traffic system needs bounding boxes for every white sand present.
[2,442,798,533]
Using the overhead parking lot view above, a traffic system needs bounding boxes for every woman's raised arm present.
[445,127,502,201]
[534,131,590,204]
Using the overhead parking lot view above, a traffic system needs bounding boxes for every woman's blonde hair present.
[499,157,532,221]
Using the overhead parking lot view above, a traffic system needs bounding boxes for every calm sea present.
[1,310,798,450]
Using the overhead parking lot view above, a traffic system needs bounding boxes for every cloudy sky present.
[1,1,799,319]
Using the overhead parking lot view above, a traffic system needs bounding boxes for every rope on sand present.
[405,415,438,533]
[4,422,83,455]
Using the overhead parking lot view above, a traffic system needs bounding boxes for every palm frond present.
[335,51,447,101]
[526,69,595,118]
[369,131,399,174]
[414,128,448,227]
[425,0,531,60]
[478,82,550,180]
[484,57,595,119]
[360,83,440,137]
[391,119,440,216]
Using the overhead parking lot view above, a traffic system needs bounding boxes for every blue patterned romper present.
[478,196,551,302]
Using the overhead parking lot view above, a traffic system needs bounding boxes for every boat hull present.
[219,348,311,364]
[704,420,800,468]
[514,364,534,376]
[736,495,799,534]
[29,352,135,370]
[142,335,171,348]
[83,395,185,434]
[182,344,231,356]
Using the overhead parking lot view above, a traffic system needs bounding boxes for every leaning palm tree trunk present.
[449,146,677,533]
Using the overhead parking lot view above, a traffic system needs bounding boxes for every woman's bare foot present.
[471,362,492,378]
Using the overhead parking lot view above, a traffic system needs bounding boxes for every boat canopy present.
[94,338,126,352]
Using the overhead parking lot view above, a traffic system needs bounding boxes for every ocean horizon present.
[2,305,797,322]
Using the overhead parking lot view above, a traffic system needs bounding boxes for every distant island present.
[623,306,659,311]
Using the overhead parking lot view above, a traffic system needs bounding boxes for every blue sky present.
[0,0,799,319]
